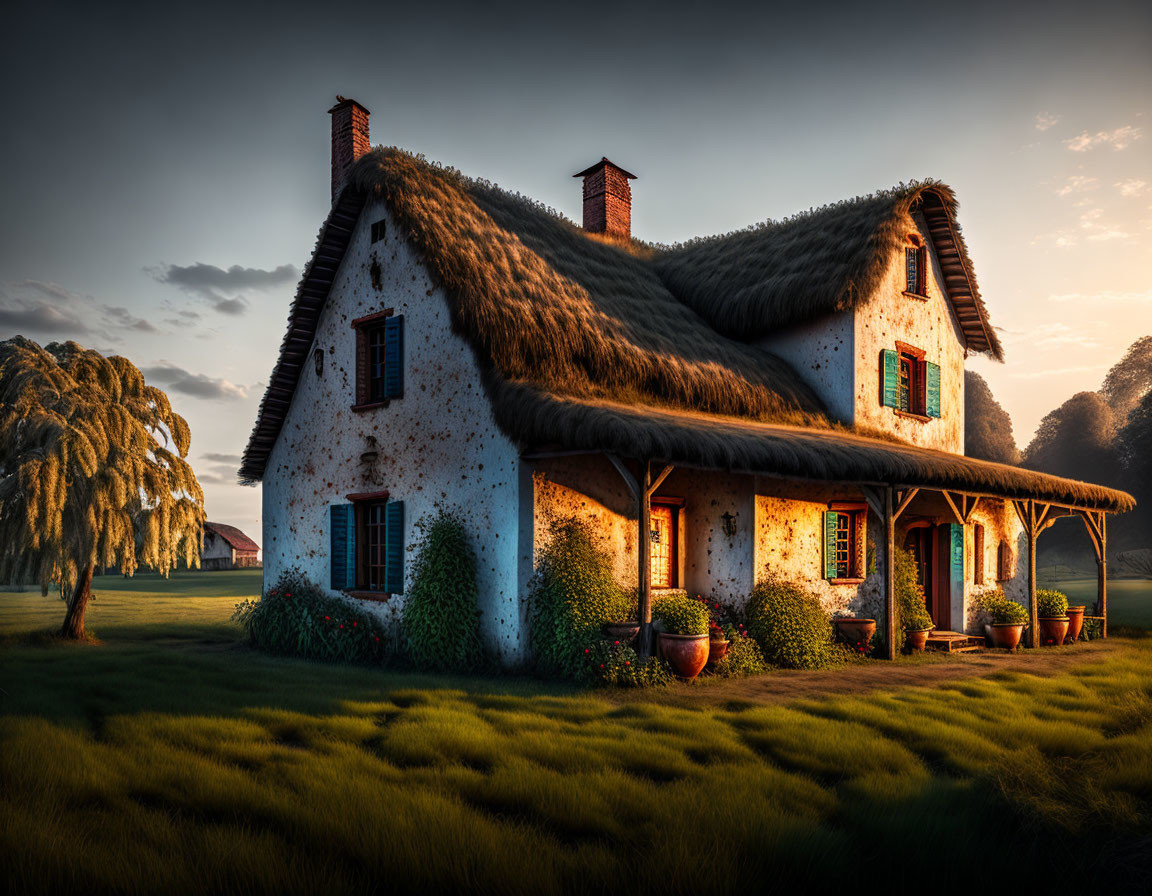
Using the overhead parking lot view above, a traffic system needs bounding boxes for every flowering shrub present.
[584,638,673,687]
[402,509,484,672]
[745,578,838,670]
[530,516,631,680]
[652,592,710,636]
[714,623,767,677]
[233,567,391,665]
[1037,589,1069,618]
[894,547,933,632]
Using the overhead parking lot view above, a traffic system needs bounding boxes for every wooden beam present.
[1025,501,1039,649]
[1099,513,1108,639]
[940,491,964,526]
[1077,509,1102,559]
[961,494,981,523]
[1035,502,1054,532]
[647,464,674,498]
[884,486,897,660]
[606,454,639,501]
[894,487,920,521]
[860,486,884,521]
[637,460,653,658]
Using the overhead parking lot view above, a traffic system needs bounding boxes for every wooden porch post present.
[1026,506,1039,649]
[884,486,896,661]
[1098,513,1108,639]
[637,460,653,657]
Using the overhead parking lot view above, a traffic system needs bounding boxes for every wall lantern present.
[720,511,737,537]
[314,347,324,376]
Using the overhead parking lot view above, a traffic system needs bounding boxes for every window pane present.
[367,502,387,590]
[906,248,918,293]
[369,326,386,402]
[835,513,851,578]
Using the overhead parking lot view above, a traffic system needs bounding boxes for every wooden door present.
[903,526,939,626]
[650,505,676,588]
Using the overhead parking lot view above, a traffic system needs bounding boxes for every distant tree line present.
[966,335,1152,564]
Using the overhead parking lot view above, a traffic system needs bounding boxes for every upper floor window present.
[370,219,387,243]
[905,236,927,298]
[881,342,940,420]
[351,310,404,410]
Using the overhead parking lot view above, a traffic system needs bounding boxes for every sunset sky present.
[2,0,1149,544]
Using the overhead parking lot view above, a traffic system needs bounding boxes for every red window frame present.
[904,236,928,298]
[895,341,927,417]
[351,308,393,409]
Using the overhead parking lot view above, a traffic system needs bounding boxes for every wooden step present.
[925,630,984,653]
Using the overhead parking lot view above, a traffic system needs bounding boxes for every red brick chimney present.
[328,96,371,202]
[573,158,637,239]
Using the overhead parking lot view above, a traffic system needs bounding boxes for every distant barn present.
[202,522,261,571]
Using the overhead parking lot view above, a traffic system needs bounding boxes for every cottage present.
[240,98,1133,664]
[202,522,261,571]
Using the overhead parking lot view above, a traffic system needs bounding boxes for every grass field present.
[2,570,1151,893]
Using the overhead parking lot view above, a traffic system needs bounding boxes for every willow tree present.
[0,337,204,638]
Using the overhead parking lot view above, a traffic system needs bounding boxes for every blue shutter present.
[385,500,405,593]
[823,512,839,579]
[925,362,941,418]
[881,350,900,408]
[330,504,356,590]
[384,315,404,399]
[949,524,964,585]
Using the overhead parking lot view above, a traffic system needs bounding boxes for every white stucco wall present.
[964,499,1029,632]
[261,198,528,665]
[201,532,232,563]
[853,214,966,453]
[757,310,855,424]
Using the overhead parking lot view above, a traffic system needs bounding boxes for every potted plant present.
[705,619,730,671]
[832,616,877,650]
[1064,600,1086,644]
[894,547,933,652]
[653,593,711,681]
[978,589,1027,650]
[601,586,640,645]
[1037,589,1070,646]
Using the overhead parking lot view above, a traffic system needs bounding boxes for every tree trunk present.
[60,563,94,639]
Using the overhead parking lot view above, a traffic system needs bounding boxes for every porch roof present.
[508,387,1135,513]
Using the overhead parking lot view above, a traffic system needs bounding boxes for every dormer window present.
[904,235,927,298]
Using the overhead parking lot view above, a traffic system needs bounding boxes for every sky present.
[1,0,1149,545]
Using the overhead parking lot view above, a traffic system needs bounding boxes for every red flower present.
[714,603,720,610]
[340,624,344,629]
[614,640,620,646]
[286,593,291,598]
[324,616,330,621]
[353,621,357,627]
[624,661,630,666]
[585,648,590,654]
[599,664,604,669]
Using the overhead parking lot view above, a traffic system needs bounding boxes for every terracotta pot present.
[988,622,1024,650]
[833,618,877,649]
[905,627,931,652]
[601,622,640,645]
[1064,606,1086,644]
[1038,617,1070,646]
[657,633,710,681]
[705,638,730,672]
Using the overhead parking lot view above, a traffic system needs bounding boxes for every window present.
[351,311,404,409]
[973,524,985,584]
[330,497,405,595]
[823,503,866,582]
[905,238,927,297]
[370,219,387,243]
[650,501,681,589]
[881,343,940,419]
[997,540,1013,582]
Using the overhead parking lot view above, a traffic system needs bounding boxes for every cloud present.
[0,300,92,335]
[1034,113,1060,132]
[149,262,297,316]
[14,280,88,302]
[141,361,248,401]
[1116,178,1148,197]
[202,452,243,464]
[1065,125,1143,152]
[1017,322,1099,350]
[103,305,158,332]
[1010,364,1110,380]
[1055,175,1098,196]
[1049,288,1152,305]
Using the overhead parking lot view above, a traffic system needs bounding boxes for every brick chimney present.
[573,158,637,239]
[328,96,371,202]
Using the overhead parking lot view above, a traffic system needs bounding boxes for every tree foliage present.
[1023,391,1122,485]
[0,337,203,637]
[964,371,1021,464]
[1101,334,1152,424]
[1118,389,1152,500]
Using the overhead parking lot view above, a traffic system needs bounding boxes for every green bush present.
[529,516,629,680]
[584,639,673,687]
[894,546,933,631]
[716,624,767,677]
[745,579,837,670]
[653,592,710,635]
[978,588,1029,625]
[1037,589,1069,618]
[233,567,391,664]
[402,509,484,672]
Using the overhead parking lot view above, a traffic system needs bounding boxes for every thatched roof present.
[239,148,1131,513]
[655,181,1002,358]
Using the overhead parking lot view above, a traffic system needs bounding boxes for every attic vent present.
[573,158,636,240]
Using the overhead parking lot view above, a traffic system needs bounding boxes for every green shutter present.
[384,315,404,399]
[384,500,405,593]
[949,523,964,585]
[881,350,899,408]
[823,511,839,579]
[925,361,941,418]
[330,504,356,590]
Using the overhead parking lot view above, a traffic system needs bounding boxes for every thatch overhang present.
[503,386,1134,514]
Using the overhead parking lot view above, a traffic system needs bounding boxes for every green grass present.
[2,571,1152,893]
[1038,576,1152,631]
